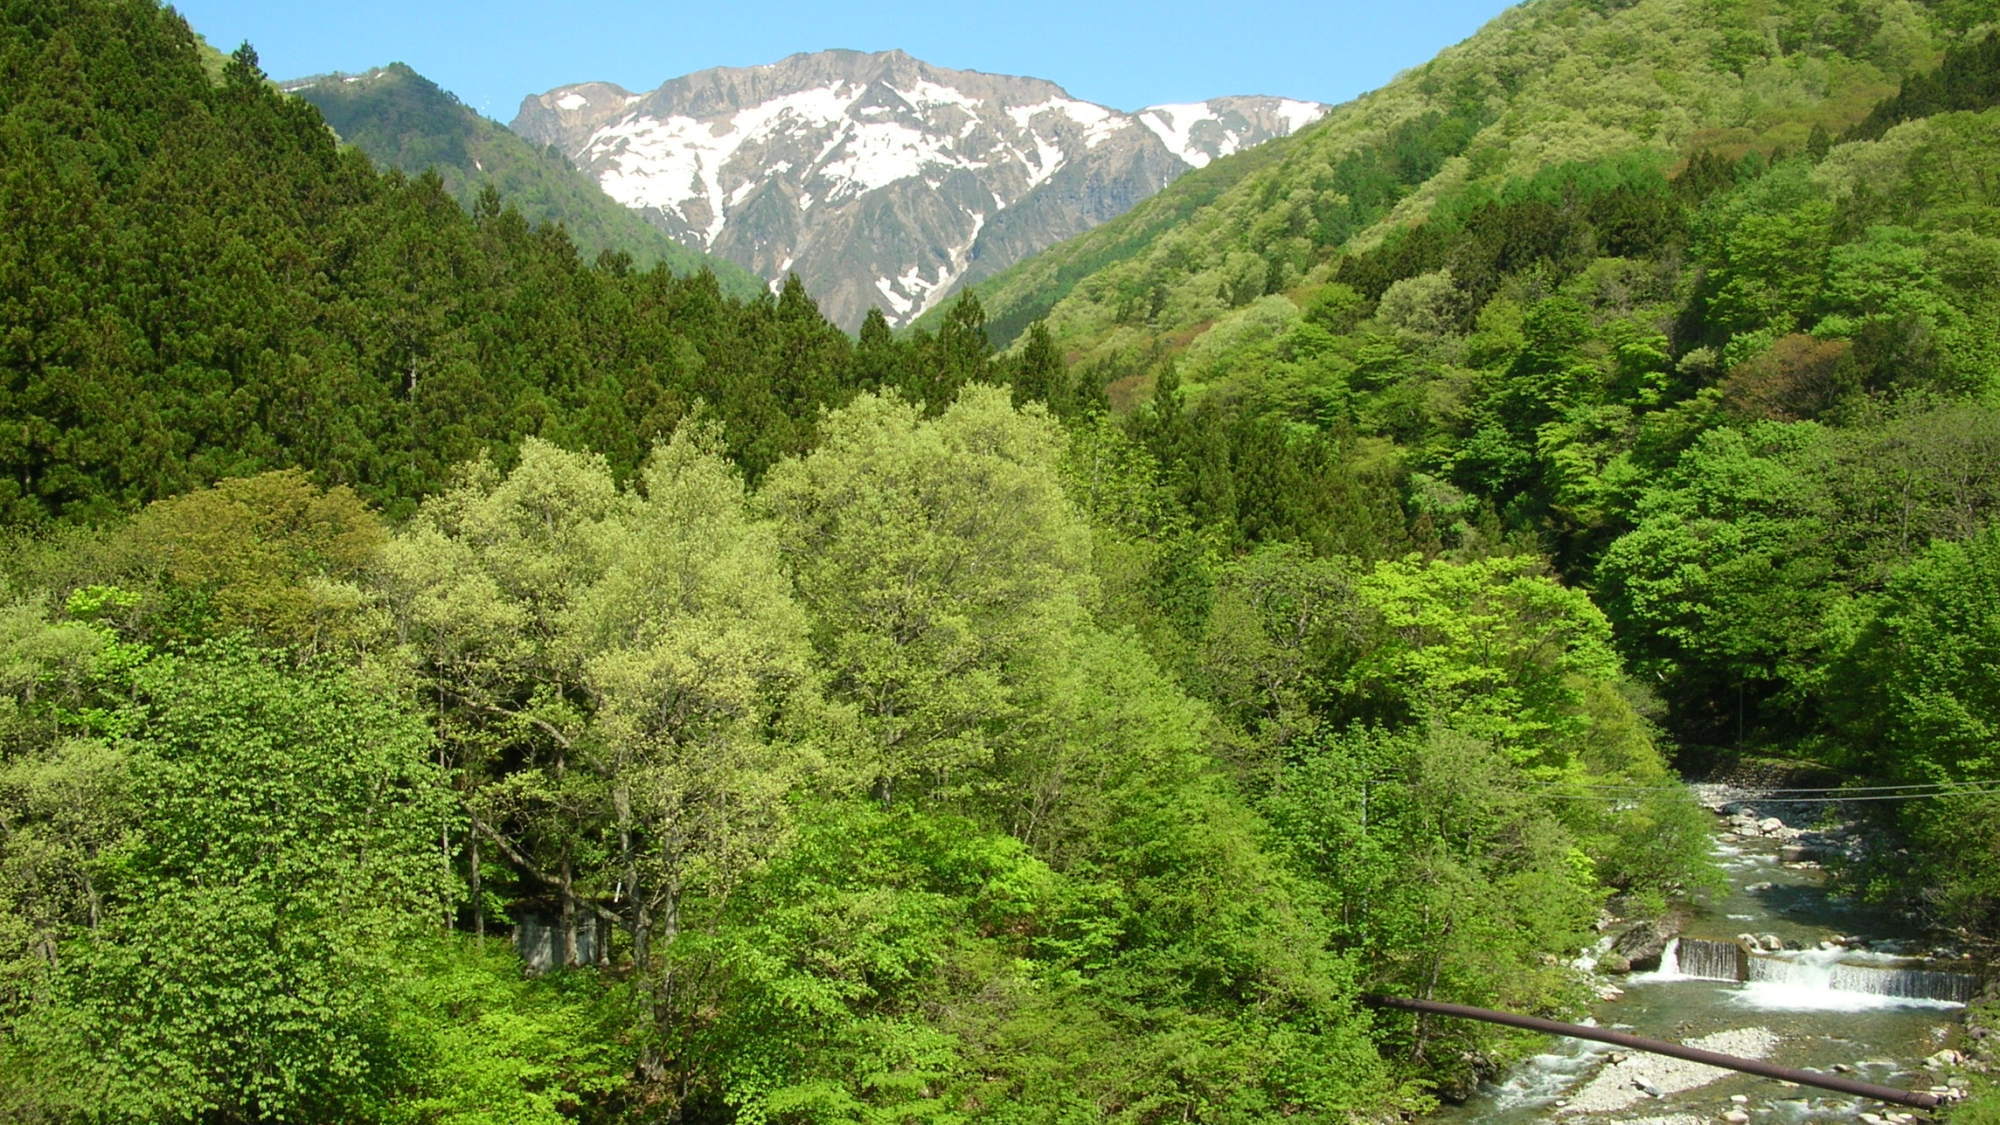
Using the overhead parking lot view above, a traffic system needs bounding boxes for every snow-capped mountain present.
[512,50,1325,328]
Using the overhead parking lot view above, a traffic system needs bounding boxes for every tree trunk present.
[561,856,578,967]
[615,782,642,966]
[470,831,484,941]
[633,903,652,970]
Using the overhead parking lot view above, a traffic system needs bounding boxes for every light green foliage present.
[1376,268,1467,345]
[125,469,388,655]
[1596,422,1836,710]
[1254,657,1708,1073]
[1694,165,1835,354]
[680,802,1064,1123]
[690,776,1400,1122]
[1600,403,2000,735]
[564,426,822,961]
[385,937,632,1125]
[1199,544,1365,761]
[1192,541,1703,1092]
[384,431,818,971]
[1558,678,1718,903]
[1349,555,1622,768]
[1179,294,1302,385]
[1058,415,1218,671]
[1264,725,1598,1085]
[957,0,1939,377]
[0,595,135,1014]
[382,439,624,947]
[1822,109,2000,231]
[762,387,1092,806]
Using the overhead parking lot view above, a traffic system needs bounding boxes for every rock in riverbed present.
[1608,915,1685,973]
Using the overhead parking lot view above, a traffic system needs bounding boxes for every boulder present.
[1609,916,1681,973]
[1758,816,1786,834]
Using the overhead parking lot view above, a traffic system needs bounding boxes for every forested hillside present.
[945,0,2000,965]
[286,64,766,297]
[946,0,1966,357]
[0,1,1725,1121]
[0,0,1075,524]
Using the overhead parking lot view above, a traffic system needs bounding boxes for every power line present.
[1525,780,1980,794]
[1536,786,2000,804]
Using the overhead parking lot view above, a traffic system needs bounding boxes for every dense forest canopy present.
[4,0,2000,1121]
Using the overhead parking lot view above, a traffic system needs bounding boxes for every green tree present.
[1828,527,2000,941]
[560,424,821,970]
[761,387,1092,807]
[1346,554,1623,771]
[123,469,386,655]
[5,643,453,1122]
[384,430,821,982]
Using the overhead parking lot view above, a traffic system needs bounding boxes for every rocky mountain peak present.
[513,50,1326,328]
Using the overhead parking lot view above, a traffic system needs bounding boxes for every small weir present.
[1662,936,1747,982]
[1746,949,1981,1006]
[1657,937,1981,1004]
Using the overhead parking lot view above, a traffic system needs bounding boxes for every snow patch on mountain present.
[1274,98,1325,134]
[896,79,981,112]
[820,119,972,198]
[1138,98,1330,168]
[589,82,867,244]
[1024,134,1066,188]
[923,209,988,315]
[1136,103,1211,166]
[1060,100,1124,148]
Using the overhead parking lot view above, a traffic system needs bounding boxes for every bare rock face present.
[513,50,1326,328]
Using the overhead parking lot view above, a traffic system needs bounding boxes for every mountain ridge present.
[284,63,765,297]
[946,0,1958,366]
[513,49,1326,327]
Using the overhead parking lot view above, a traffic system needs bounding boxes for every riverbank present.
[1428,782,1982,1123]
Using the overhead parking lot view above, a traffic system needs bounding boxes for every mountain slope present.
[958,0,1961,364]
[512,50,1325,328]
[286,64,764,297]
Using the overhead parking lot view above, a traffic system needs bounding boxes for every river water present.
[1428,814,1975,1123]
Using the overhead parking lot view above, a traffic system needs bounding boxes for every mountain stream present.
[1428,791,1983,1123]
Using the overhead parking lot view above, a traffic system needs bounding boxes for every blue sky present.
[171,0,1516,122]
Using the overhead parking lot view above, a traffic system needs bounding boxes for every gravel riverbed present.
[1560,1028,1781,1114]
